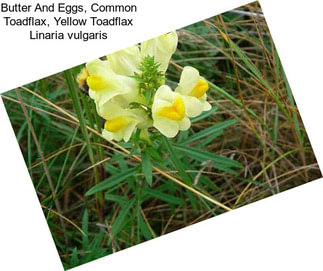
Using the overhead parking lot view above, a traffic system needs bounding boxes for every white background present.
[0,0,322,270]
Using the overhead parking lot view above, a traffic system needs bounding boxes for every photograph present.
[1,1,321,269]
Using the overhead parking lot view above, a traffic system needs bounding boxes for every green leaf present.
[173,144,242,168]
[173,145,242,175]
[138,213,153,240]
[144,89,152,104]
[143,187,185,206]
[82,209,89,249]
[141,151,153,186]
[112,198,135,236]
[191,106,217,123]
[162,137,192,185]
[146,146,162,162]
[85,167,138,196]
[70,247,79,267]
[181,119,237,144]
[196,130,223,147]
[105,193,128,206]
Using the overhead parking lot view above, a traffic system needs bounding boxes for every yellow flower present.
[141,31,178,72]
[106,31,178,76]
[100,102,148,142]
[106,45,141,76]
[86,59,143,108]
[175,66,211,117]
[152,85,190,138]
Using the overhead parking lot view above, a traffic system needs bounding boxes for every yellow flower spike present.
[190,79,209,98]
[87,75,110,91]
[158,97,185,121]
[104,116,133,133]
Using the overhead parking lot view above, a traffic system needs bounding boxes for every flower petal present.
[141,31,178,72]
[178,117,191,131]
[98,102,124,120]
[107,45,141,76]
[86,59,112,78]
[153,85,176,104]
[175,66,200,96]
[181,95,204,118]
[153,118,179,138]
[122,121,138,142]
[202,101,212,111]
[102,129,115,141]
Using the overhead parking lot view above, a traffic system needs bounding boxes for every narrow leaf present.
[112,199,135,236]
[82,209,89,249]
[162,137,192,185]
[139,213,153,240]
[173,145,242,168]
[143,187,185,206]
[181,119,237,144]
[191,106,217,123]
[141,151,153,186]
[85,167,138,196]
[105,193,128,206]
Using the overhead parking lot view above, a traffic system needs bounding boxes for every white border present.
[1,0,322,270]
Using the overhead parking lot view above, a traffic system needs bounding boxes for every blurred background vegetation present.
[2,2,321,269]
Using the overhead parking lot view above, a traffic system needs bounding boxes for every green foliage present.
[180,118,238,144]
[162,136,193,185]
[141,151,153,186]
[63,209,108,270]
[85,167,139,196]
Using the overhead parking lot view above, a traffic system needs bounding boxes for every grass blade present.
[216,28,292,123]
[63,70,95,165]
